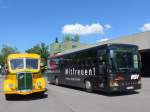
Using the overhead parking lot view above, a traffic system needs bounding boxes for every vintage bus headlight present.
[35,78,46,89]
[8,83,14,89]
[110,80,119,87]
[37,82,41,86]
[37,82,42,88]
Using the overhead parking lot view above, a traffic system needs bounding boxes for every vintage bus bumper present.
[4,88,47,95]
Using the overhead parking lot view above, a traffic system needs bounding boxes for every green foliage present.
[0,45,19,66]
[63,35,72,41]
[25,43,50,65]
[63,34,80,42]
[74,35,80,42]
[0,55,4,66]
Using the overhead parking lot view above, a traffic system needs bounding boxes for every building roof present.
[98,31,150,50]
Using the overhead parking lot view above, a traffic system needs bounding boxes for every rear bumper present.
[4,88,47,95]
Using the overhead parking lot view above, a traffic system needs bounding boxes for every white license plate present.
[126,86,134,90]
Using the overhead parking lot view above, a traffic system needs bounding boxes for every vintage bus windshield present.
[10,58,38,70]
[10,59,24,70]
[26,59,38,69]
[109,45,140,73]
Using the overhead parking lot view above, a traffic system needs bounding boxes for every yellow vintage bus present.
[3,53,47,100]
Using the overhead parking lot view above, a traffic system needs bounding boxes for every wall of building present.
[50,40,88,54]
[98,31,150,77]
[98,31,150,50]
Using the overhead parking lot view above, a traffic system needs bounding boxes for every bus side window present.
[98,50,107,75]
[59,58,63,68]
[49,59,56,70]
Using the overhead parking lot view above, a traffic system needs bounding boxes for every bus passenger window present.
[49,58,62,69]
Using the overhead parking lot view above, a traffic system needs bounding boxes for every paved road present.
[0,77,149,112]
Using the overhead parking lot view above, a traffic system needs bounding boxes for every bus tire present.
[85,80,93,93]
[36,92,45,98]
[55,77,59,86]
[5,94,11,100]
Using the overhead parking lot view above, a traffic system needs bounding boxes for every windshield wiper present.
[118,67,130,72]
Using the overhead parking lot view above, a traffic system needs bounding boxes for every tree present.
[74,35,80,42]
[0,45,19,66]
[26,43,50,65]
[63,34,80,42]
[55,37,59,43]
[63,35,72,41]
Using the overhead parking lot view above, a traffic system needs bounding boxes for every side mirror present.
[99,56,103,61]
[41,66,47,73]
[110,50,114,58]
[44,66,48,70]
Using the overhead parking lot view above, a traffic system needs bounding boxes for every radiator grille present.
[17,72,33,90]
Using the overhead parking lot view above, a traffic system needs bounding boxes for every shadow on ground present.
[5,93,48,101]
[50,83,140,97]
[94,90,139,97]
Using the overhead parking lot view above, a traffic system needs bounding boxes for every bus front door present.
[97,50,107,90]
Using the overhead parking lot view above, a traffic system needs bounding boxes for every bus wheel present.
[36,92,45,98]
[55,77,59,86]
[5,94,11,100]
[85,80,93,92]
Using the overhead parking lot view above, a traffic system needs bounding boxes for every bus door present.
[97,49,107,88]
[48,57,62,84]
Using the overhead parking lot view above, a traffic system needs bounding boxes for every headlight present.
[37,82,42,86]
[110,81,119,87]
[8,83,14,89]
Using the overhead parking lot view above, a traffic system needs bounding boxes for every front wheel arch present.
[55,77,59,86]
[84,79,93,92]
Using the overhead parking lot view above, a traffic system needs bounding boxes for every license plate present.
[126,86,134,90]
[20,90,31,92]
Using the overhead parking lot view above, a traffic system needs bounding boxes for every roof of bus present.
[49,43,138,58]
[8,53,40,59]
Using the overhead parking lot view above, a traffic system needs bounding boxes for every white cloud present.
[62,23,105,36]
[140,23,150,31]
[97,38,109,43]
[104,24,112,29]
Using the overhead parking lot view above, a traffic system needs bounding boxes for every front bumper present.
[4,88,47,95]
[109,84,141,92]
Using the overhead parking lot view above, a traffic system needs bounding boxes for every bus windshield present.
[109,45,140,73]
[10,59,24,70]
[26,59,38,69]
[10,58,38,70]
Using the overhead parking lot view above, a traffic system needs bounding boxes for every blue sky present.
[0,0,150,52]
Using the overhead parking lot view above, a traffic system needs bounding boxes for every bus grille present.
[17,72,33,90]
